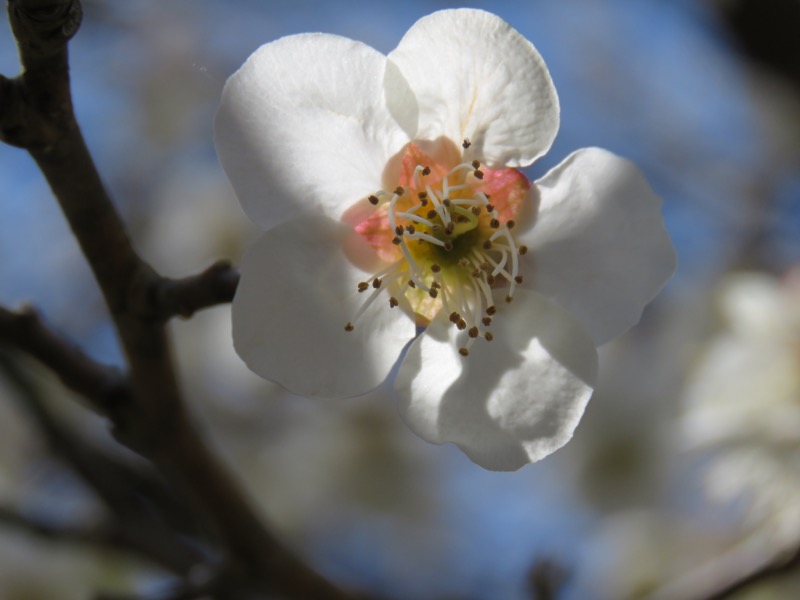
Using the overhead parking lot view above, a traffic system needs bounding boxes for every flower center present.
[344,141,530,356]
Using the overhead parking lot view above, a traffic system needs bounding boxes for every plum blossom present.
[681,271,800,542]
[215,9,675,470]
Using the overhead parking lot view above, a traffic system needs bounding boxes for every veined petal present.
[215,34,410,230]
[233,216,416,399]
[520,148,676,346]
[395,290,597,471]
[387,9,559,168]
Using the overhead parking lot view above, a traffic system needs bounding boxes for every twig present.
[0,351,205,574]
[151,261,240,319]
[0,305,129,412]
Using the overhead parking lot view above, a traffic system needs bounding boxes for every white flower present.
[214,9,675,470]
[681,271,800,539]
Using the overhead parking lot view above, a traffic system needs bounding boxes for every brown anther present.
[486,275,496,285]
[344,323,354,332]
[473,170,484,180]
[420,198,429,207]
[462,139,471,149]
[459,347,470,356]
[482,240,492,250]
[392,237,402,245]
[468,327,479,338]
[506,220,516,229]
[486,306,497,316]
[458,258,470,267]
[408,280,416,288]
[422,166,431,176]
[357,282,369,292]
[484,332,494,342]
[471,206,481,216]
[431,263,442,273]
[490,218,500,229]
[418,191,428,199]
[395,225,404,236]
[482,316,492,326]
[505,295,513,303]
[471,268,481,278]
[444,222,455,235]
[471,160,480,169]
[428,288,439,299]
[368,195,379,205]
[457,319,467,330]
[389,297,399,308]
[406,224,416,234]
[394,186,405,196]
[449,312,460,323]
[486,203,495,212]
[444,240,454,251]
[431,281,441,289]
[427,209,437,219]
[519,245,529,255]
[514,275,524,284]
[372,278,382,289]
[443,198,451,207]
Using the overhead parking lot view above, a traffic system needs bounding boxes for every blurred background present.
[1,0,799,598]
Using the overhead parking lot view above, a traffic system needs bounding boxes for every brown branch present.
[0,351,205,574]
[0,305,129,411]
[2,2,357,598]
[151,261,240,319]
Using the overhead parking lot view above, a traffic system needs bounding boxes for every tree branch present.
[0,305,129,411]
[2,2,356,597]
[151,261,240,319]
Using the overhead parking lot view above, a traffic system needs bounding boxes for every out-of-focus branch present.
[0,305,129,411]
[0,504,111,545]
[1,2,357,598]
[648,534,800,600]
[0,351,205,574]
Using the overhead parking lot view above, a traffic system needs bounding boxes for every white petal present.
[215,34,409,230]
[233,216,415,399]
[387,9,559,168]
[521,147,676,345]
[395,290,597,471]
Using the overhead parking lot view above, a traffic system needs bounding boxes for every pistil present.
[346,144,530,356]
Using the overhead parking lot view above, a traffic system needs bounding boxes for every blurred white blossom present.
[682,270,800,542]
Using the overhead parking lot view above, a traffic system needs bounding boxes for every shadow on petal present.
[396,290,597,471]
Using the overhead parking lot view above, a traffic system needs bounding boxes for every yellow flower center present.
[344,141,530,356]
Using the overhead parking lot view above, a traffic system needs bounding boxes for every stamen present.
[407,231,446,247]
[462,139,471,148]
[345,323,354,331]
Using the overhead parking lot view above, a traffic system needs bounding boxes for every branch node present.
[9,0,83,54]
